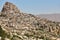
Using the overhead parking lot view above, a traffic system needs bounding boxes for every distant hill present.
[38,14,60,22]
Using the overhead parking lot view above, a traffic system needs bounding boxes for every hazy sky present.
[0,0,60,14]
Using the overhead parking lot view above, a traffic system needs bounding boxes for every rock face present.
[1,2,20,17]
[0,2,60,40]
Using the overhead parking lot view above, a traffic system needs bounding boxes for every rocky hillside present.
[0,2,60,40]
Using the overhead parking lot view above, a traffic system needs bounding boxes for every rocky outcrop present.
[1,2,20,18]
[2,2,20,13]
[0,2,60,40]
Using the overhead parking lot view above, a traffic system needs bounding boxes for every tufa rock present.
[1,2,20,16]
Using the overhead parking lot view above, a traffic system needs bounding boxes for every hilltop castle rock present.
[1,2,20,18]
[2,2,20,13]
[0,2,60,40]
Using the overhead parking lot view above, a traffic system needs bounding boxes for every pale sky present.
[0,0,60,14]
